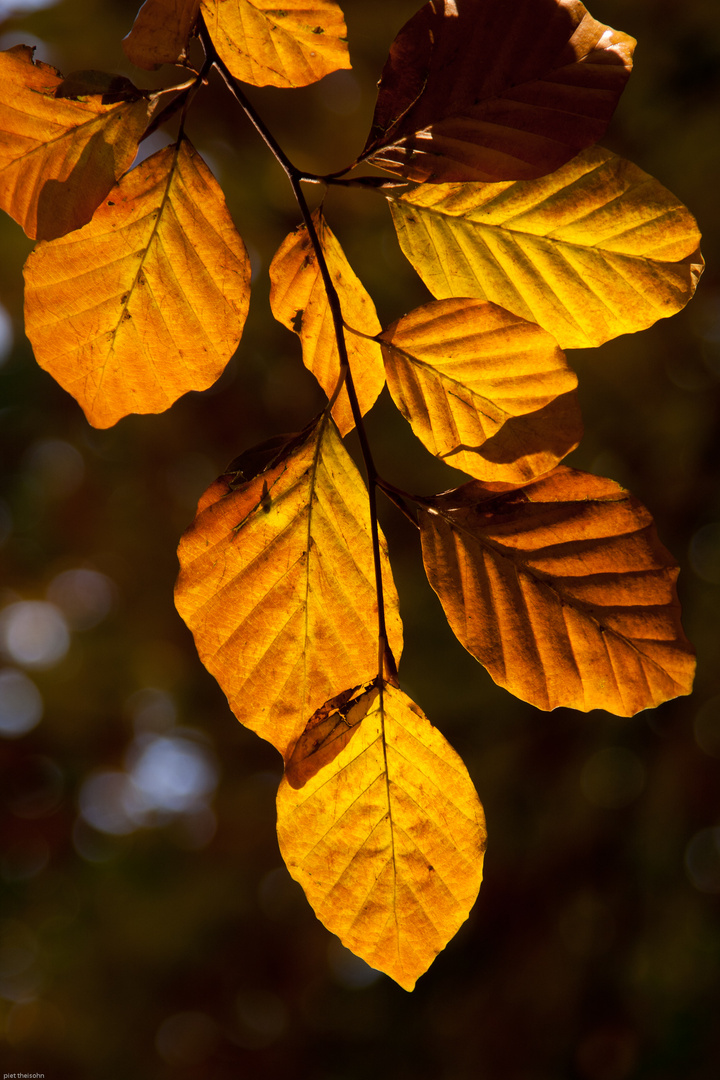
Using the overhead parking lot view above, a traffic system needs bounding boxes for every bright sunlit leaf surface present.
[379,298,581,484]
[23,139,250,428]
[419,469,696,715]
[123,0,200,69]
[174,417,403,760]
[390,146,704,349]
[277,681,486,990]
[200,0,351,87]
[360,0,635,183]
[0,45,152,241]
[269,210,384,435]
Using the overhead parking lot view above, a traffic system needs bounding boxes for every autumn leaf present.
[269,210,384,435]
[379,297,581,484]
[174,416,403,759]
[418,469,696,716]
[277,681,486,990]
[0,45,153,241]
[358,0,635,183]
[389,146,704,349]
[123,0,200,69]
[23,138,251,428]
[200,0,351,88]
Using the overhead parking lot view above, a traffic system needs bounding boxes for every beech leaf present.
[389,146,704,349]
[269,210,385,435]
[23,138,251,428]
[199,0,351,88]
[379,297,582,484]
[123,0,200,70]
[0,45,153,241]
[277,681,487,991]
[174,417,403,760]
[418,469,696,716]
[359,0,635,183]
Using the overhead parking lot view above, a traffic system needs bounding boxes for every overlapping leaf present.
[390,146,704,349]
[123,0,200,69]
[200,0,350,88]
[277,681,486,990]
[174,417,403,759]
[418,469,695,716]
[0,45,153,241]
[359,0,635,183]
[23,138,250,428]
[379,297,581,484]
[269,210,384,435]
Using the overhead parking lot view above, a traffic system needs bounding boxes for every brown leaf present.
[123,0,200,69]
[418,469,695,716]
[360,0,635,183]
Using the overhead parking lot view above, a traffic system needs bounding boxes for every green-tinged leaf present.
[123,0,200,69]
[390,146,704,349]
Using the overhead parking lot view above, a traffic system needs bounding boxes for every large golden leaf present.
[379,298,581,484]
[277,681,486,991]
[0,45,153,241]
[359,0,634,183]
[418,469,695,716]
[200,0,351,88]
[174,418,403,759]
[23,139,250,428]
[390,146,704,349]
[123,0,200,69]
[269,210,384,435]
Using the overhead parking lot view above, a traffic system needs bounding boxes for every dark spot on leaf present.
[312,26,324,34]
[292,309,304,333]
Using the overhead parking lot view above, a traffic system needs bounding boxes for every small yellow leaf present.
[0,45,152,240]
[123,0,200,70]
[380,298,581,483]
[269,210,384,435]
[200,0,351,88]
[418,469,696,716]
[174,417,403,759]
[390,146,704,349]
[277,681,487,991]
[23,139,250,428]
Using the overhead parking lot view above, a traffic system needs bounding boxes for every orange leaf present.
[23,139,251,428]
[277,681,486,991]
[0,45,153,240]
[123,0,200,69]
[360,0,635,183]
[269,210,384,435]
[174,417,403,759]
[379,298,581,483]
[200,0,351,88]
[418,469,695,716]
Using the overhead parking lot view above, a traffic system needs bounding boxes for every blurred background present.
[0,0,719,1077]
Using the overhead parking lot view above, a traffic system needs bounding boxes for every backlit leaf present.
[359,0,635,183]
[418,469,695,716]
[277,681,486,990]
[269,210,384,435]
[0,45,153,241]
[174,417,403,759]
[23,138,251,428]
[379,297,581,483]
[200,0,351,88]
[390,146,704,349]
[123,0,200,69]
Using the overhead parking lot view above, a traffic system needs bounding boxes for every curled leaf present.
[123,0,200,69]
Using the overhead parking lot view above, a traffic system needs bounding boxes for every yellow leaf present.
[0,45,152,241]
[174,417,403,759]
[361,0,635,183]
[418,469,695,716]
[23,139,250,428]
[379,298,581,484]
[277,681,486,991]
[123,0,200,70]
[269,210,384,435]
[390,146,704,349]
[200,0,351,88]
